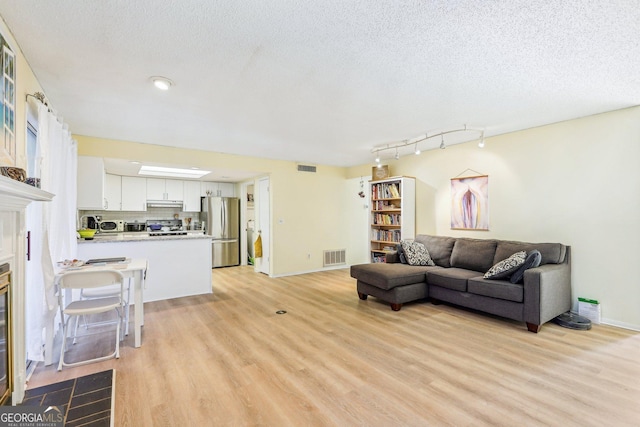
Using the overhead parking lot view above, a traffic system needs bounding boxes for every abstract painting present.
[450,175,489,230]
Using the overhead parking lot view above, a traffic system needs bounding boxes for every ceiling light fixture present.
[371,125,484,163]
[150,76,174,91]
[138,165,210,179]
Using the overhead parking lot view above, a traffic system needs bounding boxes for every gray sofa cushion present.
[468,276,524,302]
[396,243,408,264]
[450,238,497,273]
[509,250,542,284]
[426,268,479,292]
[494,241,566,266]
[350,263,436,290]
[415,235,456,267]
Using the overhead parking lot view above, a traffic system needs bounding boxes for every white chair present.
[74,278,131,338]
[57,269,125,371]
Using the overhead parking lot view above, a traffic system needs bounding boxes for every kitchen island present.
[78,233,213,302]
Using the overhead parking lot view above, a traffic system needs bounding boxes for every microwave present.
[98,220,124,233]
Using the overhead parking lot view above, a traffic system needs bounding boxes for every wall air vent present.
[297,165,317,173]
[323,249,346,267]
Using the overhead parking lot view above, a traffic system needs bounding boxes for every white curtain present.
[25,103,77,362]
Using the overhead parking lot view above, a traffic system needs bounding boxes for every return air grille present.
[323,249,346,267]
[297,165,317,173]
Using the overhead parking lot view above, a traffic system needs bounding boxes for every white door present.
[256,177,270,275]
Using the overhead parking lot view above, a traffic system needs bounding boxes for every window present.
[1,36,15,165]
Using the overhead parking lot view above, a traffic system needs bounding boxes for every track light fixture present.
[370,125,484,163]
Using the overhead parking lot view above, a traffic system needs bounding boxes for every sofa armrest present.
[523,263,571,326]
[385,251,400,263]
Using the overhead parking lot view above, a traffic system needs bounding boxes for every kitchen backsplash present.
[78,207,201,228]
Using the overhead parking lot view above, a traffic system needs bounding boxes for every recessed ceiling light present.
[138,165,210,178]
[150,76,173,91]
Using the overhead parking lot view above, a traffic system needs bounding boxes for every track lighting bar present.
[371,125,485,159]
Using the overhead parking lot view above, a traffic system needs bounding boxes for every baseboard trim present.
[600,318,640,332]
[271,265,349,278]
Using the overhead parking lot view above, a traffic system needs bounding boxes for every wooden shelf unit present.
[369,176,415,262]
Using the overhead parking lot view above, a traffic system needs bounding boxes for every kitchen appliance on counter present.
[98,219,124,233]
[125,221,146,232]
[200,196,240,268]
[80,215,100,230]
[145,219,187,236]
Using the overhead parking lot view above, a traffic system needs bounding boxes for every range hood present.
[146,199,184,208]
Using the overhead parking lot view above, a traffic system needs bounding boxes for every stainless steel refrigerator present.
[200,197,240,267]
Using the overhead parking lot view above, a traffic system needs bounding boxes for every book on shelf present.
[371,182,402,200]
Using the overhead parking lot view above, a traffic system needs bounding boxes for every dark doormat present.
[21,369,115,426]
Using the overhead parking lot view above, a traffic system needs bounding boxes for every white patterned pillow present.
[484,251,527,279]
[401,240,435,266]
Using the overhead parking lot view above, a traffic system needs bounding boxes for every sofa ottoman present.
[350,263,438,310]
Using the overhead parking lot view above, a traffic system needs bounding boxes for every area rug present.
[21,369,115,426]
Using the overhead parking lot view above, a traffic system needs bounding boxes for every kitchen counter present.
[78,231,211,243]
[77,232,213,302]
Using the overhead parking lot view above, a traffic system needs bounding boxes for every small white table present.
[45,258,148,366]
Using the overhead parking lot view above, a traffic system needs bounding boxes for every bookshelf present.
[369,176,416,262]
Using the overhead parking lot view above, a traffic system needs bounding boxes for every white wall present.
[349,107,640,330]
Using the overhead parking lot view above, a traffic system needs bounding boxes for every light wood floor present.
[29,266,640,426]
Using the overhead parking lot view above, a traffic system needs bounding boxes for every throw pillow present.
[396,243,408,264]
[509,250,542,284]
[401,240,435,266]
[483,251,526,279]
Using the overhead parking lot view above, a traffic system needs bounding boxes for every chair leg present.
[121,302,130,338]
[115,317,121,359]
[57,317,70,372]
[58,308,123,371]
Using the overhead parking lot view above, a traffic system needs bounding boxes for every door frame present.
[255,177,270,275]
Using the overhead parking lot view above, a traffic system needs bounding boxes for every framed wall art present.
[450,174,489,230]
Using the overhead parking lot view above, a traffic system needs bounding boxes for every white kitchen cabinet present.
[183,181,202,212]
[146,178,184,200]
[165,179,184,200]
[121,176,147,211]
[104,174,122,211]
[77,156,106,209]
[146,178,166,200]
[200,182,236,197]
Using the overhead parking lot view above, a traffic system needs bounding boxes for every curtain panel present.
[25,103,77,362]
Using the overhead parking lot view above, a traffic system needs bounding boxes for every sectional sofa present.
[350,235,571,332]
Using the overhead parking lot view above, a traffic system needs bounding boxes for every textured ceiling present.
[1,0,638,168]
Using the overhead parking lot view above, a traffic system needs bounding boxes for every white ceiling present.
[1,0,638,169]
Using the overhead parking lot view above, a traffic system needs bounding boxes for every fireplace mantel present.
[0,175,53,404]
[0,175,53,206]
